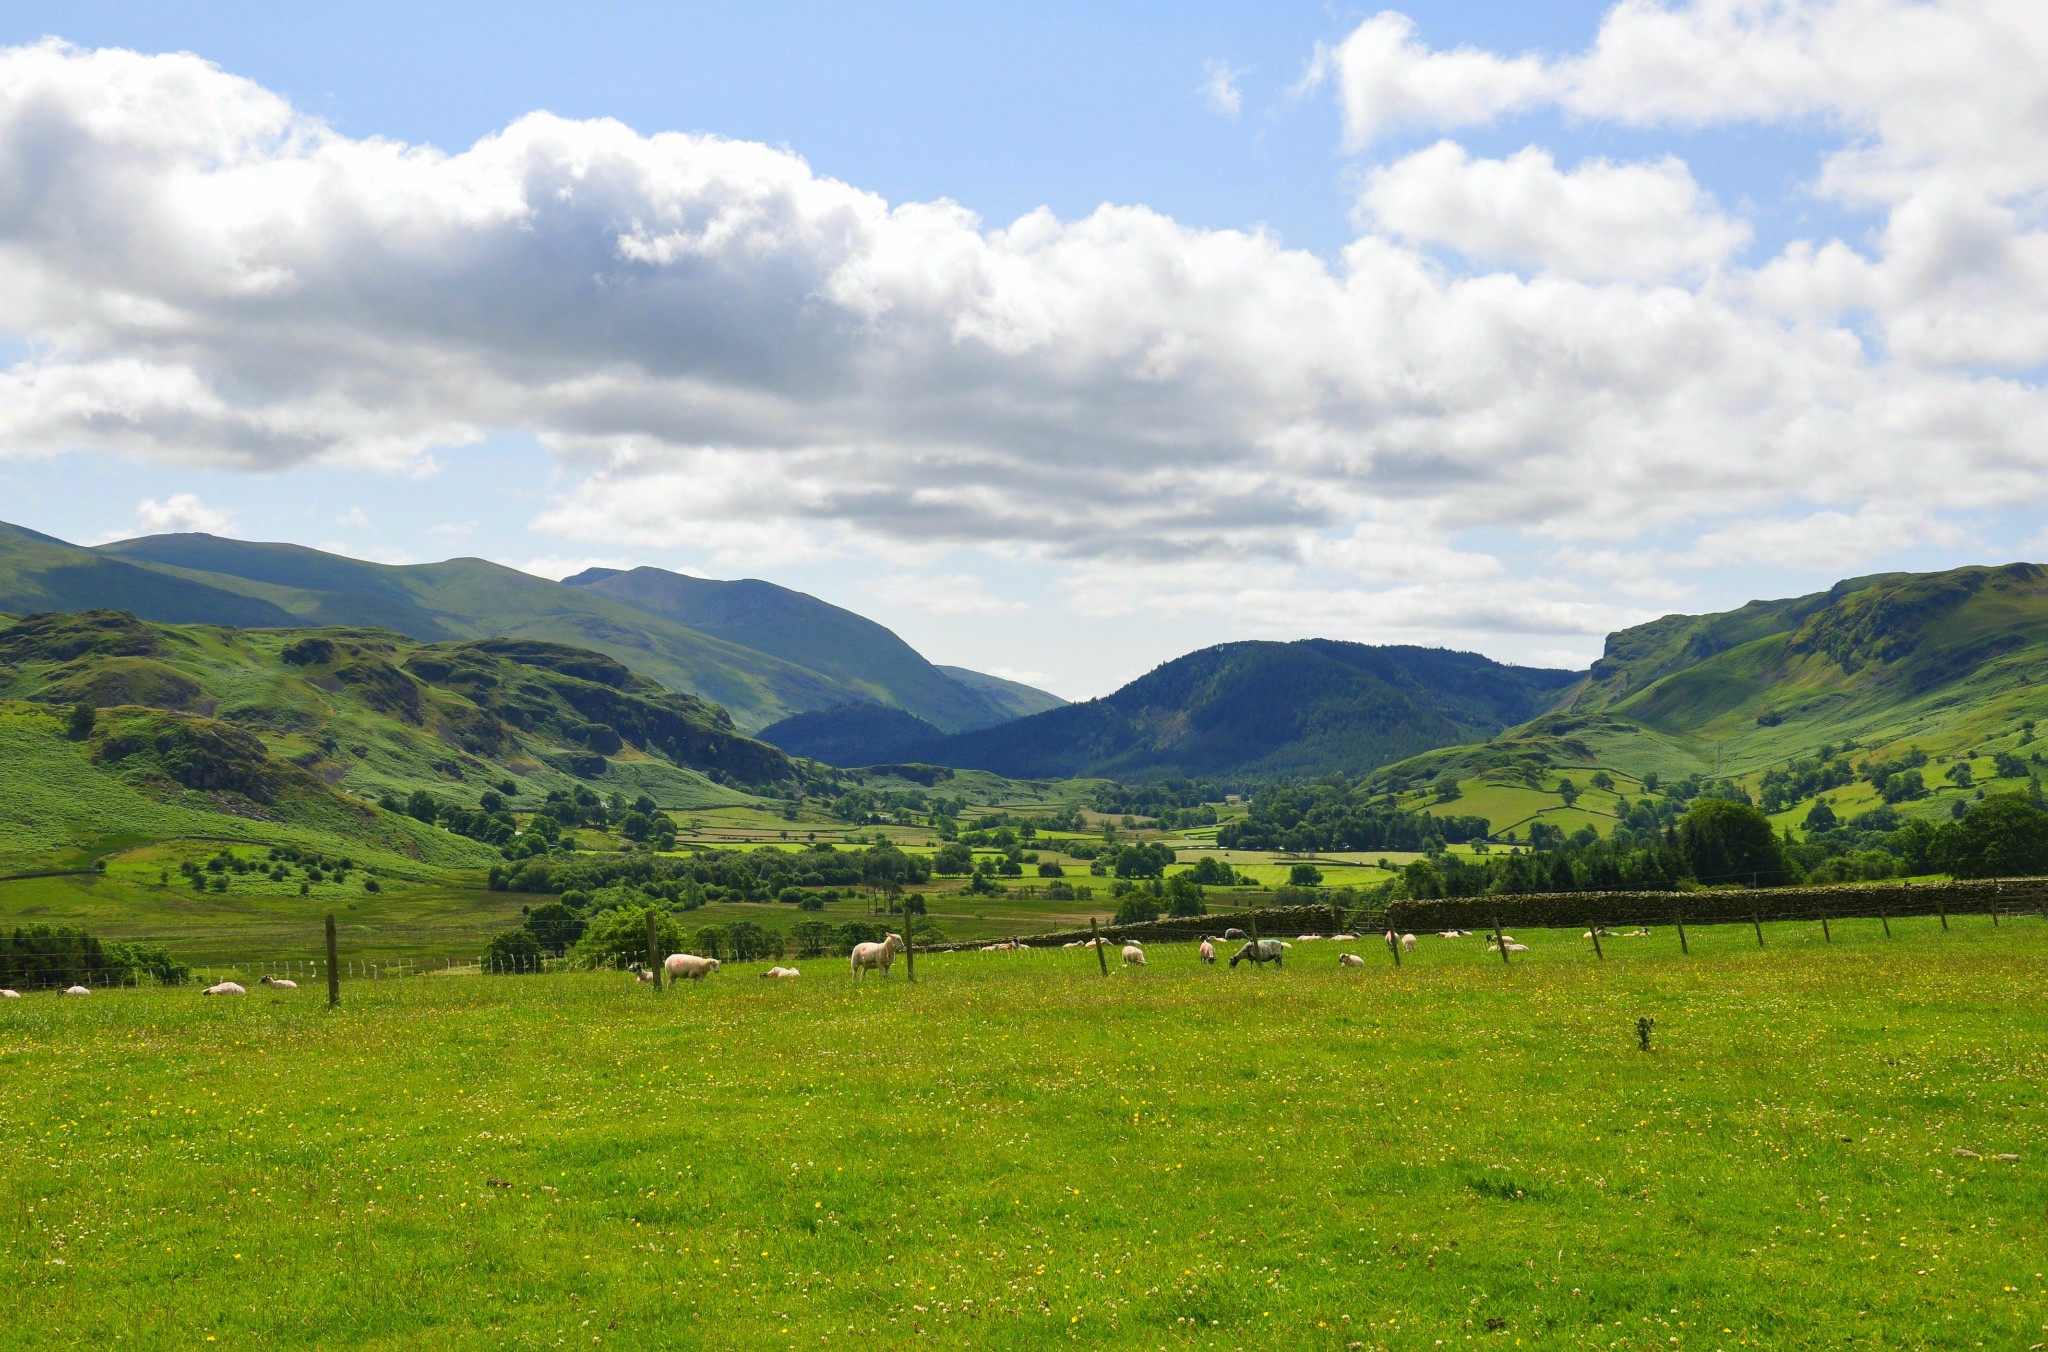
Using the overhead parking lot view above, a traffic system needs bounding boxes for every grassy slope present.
[566,567,1016,732]
[88,537,852,732]
[1379,563,2048,832]
[0,614,773,831]
[0,704,491,873]
[2,924,2041,1348]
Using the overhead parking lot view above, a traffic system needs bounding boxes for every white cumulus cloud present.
[1361,142,1752,281]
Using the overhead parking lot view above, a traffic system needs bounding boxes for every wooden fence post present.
[1092,917,1109,977]
[1880,907,1892,939]
[905,925,915,983]
[1386,922,1402,967]
[1821,914,1831,944]
[1494,914,1511,966]
[325,914,339,1009]
[1247,911,1266,969]
[1936,895,1949,931]
[1588,920,1604,961]
[1674,901,1689,955]
[645,908,663,990]
[1752,911,1765,949]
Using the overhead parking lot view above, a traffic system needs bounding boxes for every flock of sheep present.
[0,921,1671,999]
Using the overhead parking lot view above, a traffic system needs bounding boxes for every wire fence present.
[2,878,2042,992]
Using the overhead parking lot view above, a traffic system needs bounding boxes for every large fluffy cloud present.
[0,17,2045,667]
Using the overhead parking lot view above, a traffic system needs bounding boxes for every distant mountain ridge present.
[759,639,1581,781]
[0,522,1061,735]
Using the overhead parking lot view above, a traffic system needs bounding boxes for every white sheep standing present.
[1399,933,1417,953]
[1198,939,1215,964]
[202,981,246,996]
[62,985,90,996]
[850,933,905,981]
[1120,945,1147,967]
[260,975,297,990]
[761,966,800,979]
[1338,953,1365,968]
[665,953,722,981]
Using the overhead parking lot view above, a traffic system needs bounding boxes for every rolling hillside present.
[0,610,805,867]
[1371,563,2048,840]
[0,523,1059,733]
[562,566,1045,731]
[761,640,1579,781]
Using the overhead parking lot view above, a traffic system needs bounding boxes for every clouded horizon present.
[2,2,2045,699]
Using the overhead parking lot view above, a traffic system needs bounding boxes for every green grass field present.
[4,919,2044,1348]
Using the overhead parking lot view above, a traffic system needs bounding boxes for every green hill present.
[0,610,804,868]
[935,665,1067,720]
[562,566,1045,731]
[1372,563,2048,840]
[764,639,1579,781]
[0,524,1062,734]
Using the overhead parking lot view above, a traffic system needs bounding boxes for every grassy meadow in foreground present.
[3,920,2045,1349]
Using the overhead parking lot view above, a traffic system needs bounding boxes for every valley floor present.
[3,920,2044,1348]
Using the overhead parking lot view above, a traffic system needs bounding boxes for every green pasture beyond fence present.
[5,877,2045,990]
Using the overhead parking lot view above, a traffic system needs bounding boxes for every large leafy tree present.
[1679,799,1793,886]
[1932,793,2048,879]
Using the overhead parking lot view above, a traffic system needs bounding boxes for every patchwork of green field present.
[4,920,2043,1348]
[0,867,522,964]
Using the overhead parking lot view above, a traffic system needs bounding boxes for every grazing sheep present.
[1229,939,1288,968]
[1399,933,1417,953]
[1486,936,1530,953]
[1120,945,1147,967]
[260,975,297,989]
[850,933,905,981]
[1198,939,1216,964]
[1338,953,1365,968]
[664,953,722,981]
[202,981,246,996]
[761,966,800,979]
[62,985,90,996]
[1,989,19,998]
[1222,927,1248,940]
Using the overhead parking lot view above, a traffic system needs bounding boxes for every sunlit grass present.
[4,918,2044,1348]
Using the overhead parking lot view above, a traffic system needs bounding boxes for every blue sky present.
[1,2,2043,697]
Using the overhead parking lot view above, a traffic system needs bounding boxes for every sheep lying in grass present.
[63,985,90,996]
[1198,939,1215,964]
[1296,934,1323,942]
[1329,933,1358,942]
[1229,939,1288,968]
[1,989,19,998]
[260,975,297,989]
[850,933,904,981]
[1620,927,1652,937]
[1222,927,1248,940]
[627,963,657,984]
[202,981,246,996]
[1435,930,1473,939]
[1121,945,1147,967]
[664,953,721,981]
[761,966,800,979]
[1338,953,1365,968]
[1486,935,1530,953]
